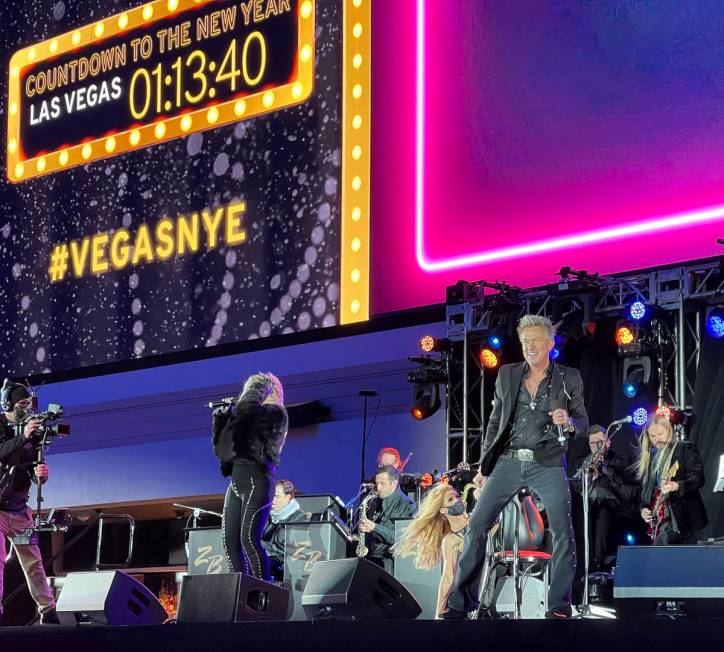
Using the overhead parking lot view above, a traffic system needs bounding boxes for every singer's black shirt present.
[506,364,552,451]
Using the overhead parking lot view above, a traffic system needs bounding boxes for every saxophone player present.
[358,466,416,573]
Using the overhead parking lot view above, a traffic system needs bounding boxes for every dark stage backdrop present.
[0,0,354,376]
[691,328,724,538]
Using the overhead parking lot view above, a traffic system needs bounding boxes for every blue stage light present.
[629,301,647,321]
[706,307,724,339]
[625,533,636,545]
[623,383,637,398]
[632,407,648,427]
[550,347,560,360]
[488,335,502,350]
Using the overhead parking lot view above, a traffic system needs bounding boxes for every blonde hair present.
[636,414,676,484]
[243,372,285,406]
[517,314,556,342]
[395,484,457,569]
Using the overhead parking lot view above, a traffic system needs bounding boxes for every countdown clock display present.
[0,0,371,376]
[7,0,314,181]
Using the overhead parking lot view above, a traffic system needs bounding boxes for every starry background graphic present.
[0,0,342,376]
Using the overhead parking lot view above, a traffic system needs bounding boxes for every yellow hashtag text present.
[48,201,247,282]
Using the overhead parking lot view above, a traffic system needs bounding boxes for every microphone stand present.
[579,420,623,618]
[358,391,377,487]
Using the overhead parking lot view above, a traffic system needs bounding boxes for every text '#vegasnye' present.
[48,200,247,283]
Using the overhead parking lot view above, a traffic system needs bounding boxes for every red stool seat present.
[495,550,552,562]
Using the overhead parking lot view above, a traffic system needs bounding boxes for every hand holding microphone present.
[549,402,571,447]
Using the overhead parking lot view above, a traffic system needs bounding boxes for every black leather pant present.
[222,463,272,580]
[448,456,576,614]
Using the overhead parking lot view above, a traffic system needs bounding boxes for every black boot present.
[40,608,60,625]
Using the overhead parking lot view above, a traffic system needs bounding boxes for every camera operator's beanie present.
[8,383,30,408]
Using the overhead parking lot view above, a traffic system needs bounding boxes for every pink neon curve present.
[414,0,724,273]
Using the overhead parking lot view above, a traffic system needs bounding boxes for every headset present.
[0,378,32,412]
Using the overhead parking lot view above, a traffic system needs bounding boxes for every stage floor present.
[1,618,724,652]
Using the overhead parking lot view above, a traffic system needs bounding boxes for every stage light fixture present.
[655,405,671,419]
[625,533,636,545]
[550,347,561,360]
[419,335,450,353]
[420,473,434,489]
[656,404,688,425]
[615,323,636,346]
[623,369,643,398]
[632,407,649,427]
[410,383,441,421]
[706,306,724,339]
[622,357,651,399]
[479,347,499,369]
[488,334,502,350]
[628,300,648,321]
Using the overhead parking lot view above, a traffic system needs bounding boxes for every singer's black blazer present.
[479,361,589,475]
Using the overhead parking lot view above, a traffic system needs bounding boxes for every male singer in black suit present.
[444,315,589,619]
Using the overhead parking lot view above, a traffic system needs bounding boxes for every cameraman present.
[0,383,58,624]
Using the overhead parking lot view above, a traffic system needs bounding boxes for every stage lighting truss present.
[622,357,652,398]
[443,258,722,467]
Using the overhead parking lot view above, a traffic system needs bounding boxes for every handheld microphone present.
[207,397,235,409]
[550,399,568,447]
[610,415,633,426]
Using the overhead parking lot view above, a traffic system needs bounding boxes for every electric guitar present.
[647,461,680,542]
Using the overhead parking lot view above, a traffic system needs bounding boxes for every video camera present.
[25,403,70,441]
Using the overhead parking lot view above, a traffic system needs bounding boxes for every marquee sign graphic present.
[7,0,314,182]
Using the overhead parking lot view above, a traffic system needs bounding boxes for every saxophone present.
[352,490,378,558]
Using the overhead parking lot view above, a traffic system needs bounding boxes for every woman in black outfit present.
[213,372,288,579]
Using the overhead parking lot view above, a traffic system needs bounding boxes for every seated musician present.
[376,447,403,471]
[261,479,307,581]
[571,424,639,571]
[637,414,708,545]
[358,465,416,572]
[396,483,469,618]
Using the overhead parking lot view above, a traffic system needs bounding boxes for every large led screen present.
[371,0,724,315]
[1,0,370,375]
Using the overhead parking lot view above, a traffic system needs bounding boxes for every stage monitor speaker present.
[614,545,724,617]
[301,558,421,620]
[177,573,290,622]
[284,521,350,621]
[56,571,167,626]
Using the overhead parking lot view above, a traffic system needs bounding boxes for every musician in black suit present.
[444,315,589,619]
[358,465,416,573]
[638,414,707,544]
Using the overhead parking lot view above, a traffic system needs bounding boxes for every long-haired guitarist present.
[637,414,708,545]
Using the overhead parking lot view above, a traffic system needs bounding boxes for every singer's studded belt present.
[501,448,535,462]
